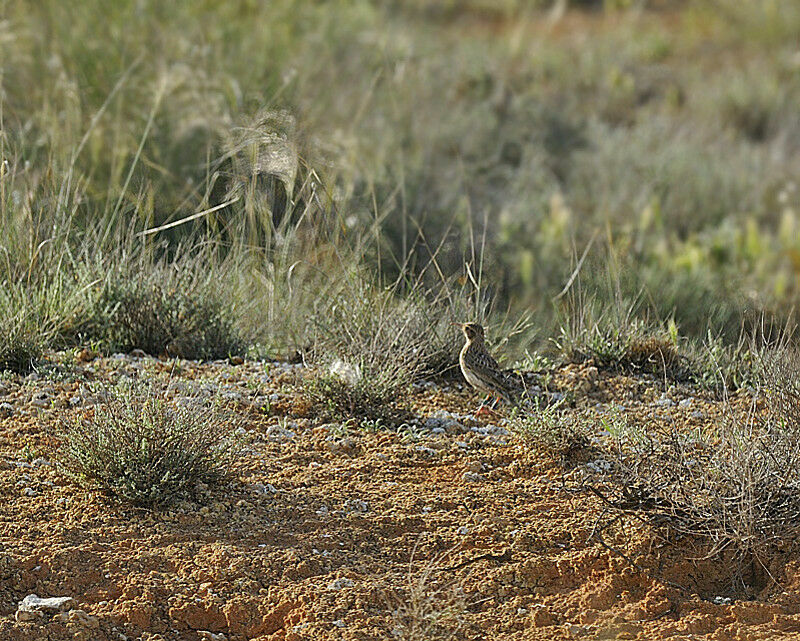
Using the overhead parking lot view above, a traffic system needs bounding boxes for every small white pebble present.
[328,577,354,590]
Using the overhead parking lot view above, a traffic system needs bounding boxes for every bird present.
[455,322,521,416]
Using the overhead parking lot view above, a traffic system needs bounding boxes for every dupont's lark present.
[456,322,520,415]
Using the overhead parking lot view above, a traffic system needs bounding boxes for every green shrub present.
[306,370,402,423]
[556,286,686,376]
[59,380,242,507]
[0,319,42,373]
[0,280,76,373]
[91,257,244,360]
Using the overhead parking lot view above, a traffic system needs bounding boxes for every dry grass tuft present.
[588,346,800,594]
[388,545,469,641]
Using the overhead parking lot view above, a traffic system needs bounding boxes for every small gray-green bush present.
[60,381,242,507]
[0,313,44,372]
[0,279,78,373]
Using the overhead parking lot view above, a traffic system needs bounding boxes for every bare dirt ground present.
[3,353,800,640]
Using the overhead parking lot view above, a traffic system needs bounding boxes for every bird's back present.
[460,340,518,402]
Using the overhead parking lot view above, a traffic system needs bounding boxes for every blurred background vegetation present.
[2,0,799,371]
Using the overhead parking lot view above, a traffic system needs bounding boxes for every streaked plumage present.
[456,322,520,405]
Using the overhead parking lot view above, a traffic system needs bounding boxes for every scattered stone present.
[0,354,775,638]
[343,499,369,513]
[69,395,82,407]
[266,423,297,443]
[252,482,278,496]
[565,623,588,637]
[16,594,76,622]
[471,424,510,437]
[328,577,354,590]
[30,392,50,408]
[585,459,612,474]
[414,445,438,458]
[15,609,41,623]
[68,609,100,628]
[424,412,463,432]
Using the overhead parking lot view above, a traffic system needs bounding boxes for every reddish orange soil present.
[3,354,800,640]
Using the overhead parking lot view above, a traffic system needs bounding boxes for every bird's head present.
[455,322,485,343]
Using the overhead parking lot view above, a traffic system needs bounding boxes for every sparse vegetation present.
[388,546,469,641]
[59,380,242,507]
[508,400,591,464]
[6,0,800,631]
[2,1,800,368]
[585,347,800,594]
[303,281,448,421]
[88,250,245,359]
[0,310,45,374]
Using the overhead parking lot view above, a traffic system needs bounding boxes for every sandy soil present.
[3,353,800,641]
